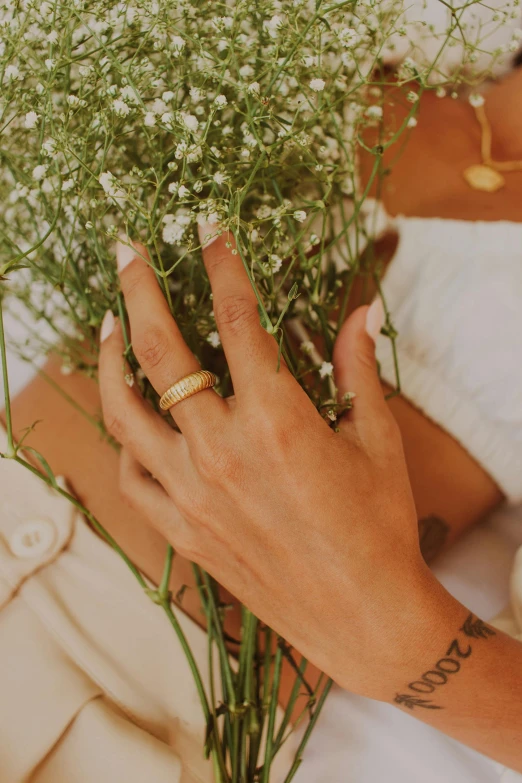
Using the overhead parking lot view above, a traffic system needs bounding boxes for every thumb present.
[332,298,387,428]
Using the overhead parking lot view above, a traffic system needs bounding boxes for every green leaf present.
[23,447,59,489]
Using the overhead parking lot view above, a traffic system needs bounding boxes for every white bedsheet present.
[2,318,522,782]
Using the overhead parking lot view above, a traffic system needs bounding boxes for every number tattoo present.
[394,614,495,710]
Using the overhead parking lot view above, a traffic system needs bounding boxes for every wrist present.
[335,566,467,702]
[381,570,468,704]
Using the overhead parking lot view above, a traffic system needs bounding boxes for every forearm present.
[387,580,522,772]
[385,385,503,561]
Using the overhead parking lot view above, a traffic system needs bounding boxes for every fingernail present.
[116,236,136,273]
[100,310,115,342]
[197,220,220,249]
[365,297,385,342]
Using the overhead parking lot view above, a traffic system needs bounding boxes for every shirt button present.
[9,519,57,559]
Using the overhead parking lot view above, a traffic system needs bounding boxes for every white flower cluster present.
[0,0,513,396]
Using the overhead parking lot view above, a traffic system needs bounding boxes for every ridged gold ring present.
[159,370,217,411]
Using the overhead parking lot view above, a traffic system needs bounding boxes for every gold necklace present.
[463,101,522,193]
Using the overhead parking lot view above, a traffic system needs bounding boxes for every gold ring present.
[159,370,217,411]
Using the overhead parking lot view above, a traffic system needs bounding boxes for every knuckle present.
[370,411,402,457]
[354,343,377,374]
[104,408,128,443]
[260,415,293,453]
[214,295,256,336]
[121,266,143,299]
[253,397,301,454]
[133,326,171,373]
[205,249,229,274]
[118,475,138,508]
[380,411,401,445]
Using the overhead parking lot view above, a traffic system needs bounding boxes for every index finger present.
[198,222,282,394]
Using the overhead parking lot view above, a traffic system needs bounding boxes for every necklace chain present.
[473,103,522,173]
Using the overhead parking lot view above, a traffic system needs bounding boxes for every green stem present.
[261,641,283,783]
[283,679,333,783]
[201,572,237,712]
[273,658,308,752]
[158,544,174,600]
[0,298,15,457]
[159,598,213,730]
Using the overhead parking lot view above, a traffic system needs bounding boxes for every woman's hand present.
[98,227,461,701]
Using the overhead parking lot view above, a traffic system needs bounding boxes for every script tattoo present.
[394,614,495,710]
[418,515,449,563]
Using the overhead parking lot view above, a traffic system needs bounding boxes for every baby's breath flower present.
[5,64,21,81]
[207,331,221,348]
[339,27,358,47]
[113,99,131,117]
[182,113,198,132]
[301,340,314,355]
[293,210,306,223]
[161,112,174,127]
[99,171,126,202]
[24,111,39,129]
[319,361,334,378]
[42,139,56,156]
[365,105,383,119]
[152,98,168,115]
[32,164,48,181]
[264,14,283,37]
[310,78,326,92]
[144,111,156,127]
[215,94,227,107]
[247,81,260,95]
[171,35,185,55]
[78,65,93,78]
[407,116,418,128]
[270,254,283,272]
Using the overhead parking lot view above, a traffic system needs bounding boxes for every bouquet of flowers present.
[0,0,517,779]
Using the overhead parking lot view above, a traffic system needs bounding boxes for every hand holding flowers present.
[99,231,464,702]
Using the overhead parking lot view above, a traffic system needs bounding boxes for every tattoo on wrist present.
[418,515,449,563]
[394,613,496,711]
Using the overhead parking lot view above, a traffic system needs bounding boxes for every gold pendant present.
[463,164,505,193]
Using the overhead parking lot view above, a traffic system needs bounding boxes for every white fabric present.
[0,424,295,782]
[375,216,522,505]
